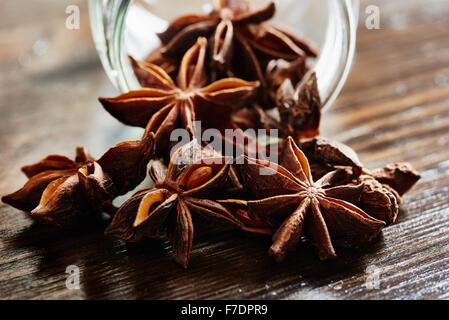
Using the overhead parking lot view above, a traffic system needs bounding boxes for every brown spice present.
[1,0,423,268]
[239,137,385,262]
[2,133,155,227]
[105,139,269,268]
[355,175,400,225]
[276,72,322,138]
[369,163,421,196]
[155,0,317,105]
[100,38,259,156]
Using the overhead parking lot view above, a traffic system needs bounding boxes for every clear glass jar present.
[89,0,359,111]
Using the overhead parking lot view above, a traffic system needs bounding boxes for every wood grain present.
[0,0,448,299]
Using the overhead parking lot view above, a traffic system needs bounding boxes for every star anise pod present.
[239,136,386,262]
[353,174,400,225]
[234,72,324,137]
[276,71,322,138]
[368,163,421,197]
[100,38,259,155]
[266,57,307,99]
[157,0,317,89]
[350,164,420,225]
[105,139,269,268]
[139,46,178,79]
[231,104,283,134]
[2,133,155,227]
[295,137,420,224]
[298,136,364,181]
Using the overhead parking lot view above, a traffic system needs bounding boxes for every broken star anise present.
[100,37,259,155]
[354,174,400,225]
[157,0,317,89]
[368,163,421,197]
[239,136,386,262]
[297,136,364,181]
[351,164,420,225]
[1,133,155,227]
[105,139,269,268]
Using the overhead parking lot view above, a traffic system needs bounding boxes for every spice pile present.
[2,0,420,268]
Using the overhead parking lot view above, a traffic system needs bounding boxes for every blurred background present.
[0,1,143,176]
[0,0,449,299]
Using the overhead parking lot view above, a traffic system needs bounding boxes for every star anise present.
[157,0,317,90]
[266,57,307,99]
[139,46,178,79]
[295,136,420,224]
[105,139,270,268]
[276,71,322,138]
[231,104,283,135]
[354,174,400,225]
[351,164,420,225]
[1,133,155,227]
[239,136,386,262]
[225,67,322,140]
[368,163,421,197]
[230,72,323,140]
[100,38,259,155]
[298,136,364,181]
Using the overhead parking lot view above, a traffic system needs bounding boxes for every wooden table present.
[1,0,448,299]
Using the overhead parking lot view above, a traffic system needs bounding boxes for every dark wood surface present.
[1,0,449,300]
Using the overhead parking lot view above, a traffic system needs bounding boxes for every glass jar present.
[89,0,359,111]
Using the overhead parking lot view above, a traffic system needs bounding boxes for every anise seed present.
[184,166,213,190]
